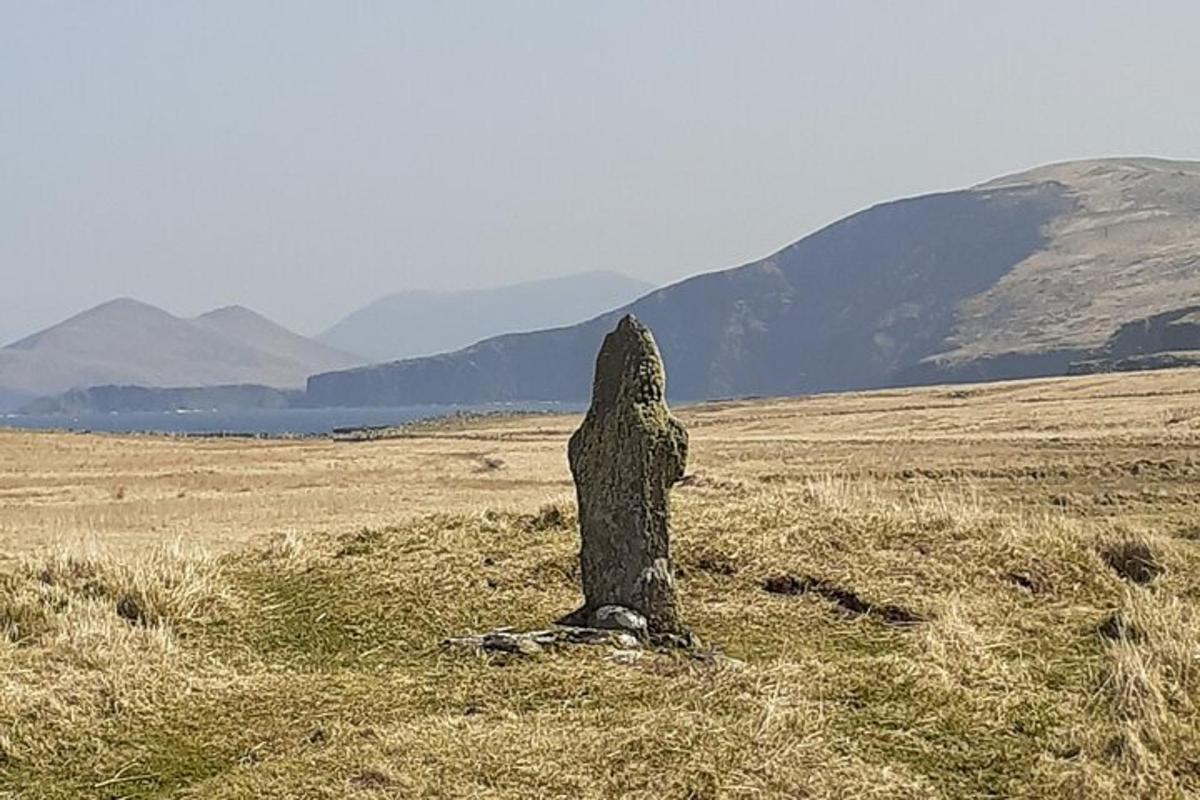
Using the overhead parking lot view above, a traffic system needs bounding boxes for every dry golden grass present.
[2,369,1200,798]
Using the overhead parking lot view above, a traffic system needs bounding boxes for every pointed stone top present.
[591,314,665,409]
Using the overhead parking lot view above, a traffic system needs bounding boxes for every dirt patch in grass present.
[1100,534,1163,585]
[762,574,925,626]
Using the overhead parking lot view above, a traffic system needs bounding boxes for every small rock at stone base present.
[593,605,648,636]
[612,632,641,649]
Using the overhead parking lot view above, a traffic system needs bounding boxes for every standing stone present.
[560,314,689,636]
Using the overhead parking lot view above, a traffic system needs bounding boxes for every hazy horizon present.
[2,268,654,346]
[4,2,1200,344]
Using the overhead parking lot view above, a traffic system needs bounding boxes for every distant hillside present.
[0,299,361,410]
[192,305,361,369]
[319,271,655,362]
[308,158,1200,406]
[20,383,299,415]
[0,388,35,413]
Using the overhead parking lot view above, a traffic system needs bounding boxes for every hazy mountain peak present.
[64,296,170,322]
[6,297,179,351]
[195,304,260,321]
[320,270,655,362]
[192,304,362,367]
[384,270,641,300]
[0,298,362,409]
[89,296,164,314]
[191,304,298,337]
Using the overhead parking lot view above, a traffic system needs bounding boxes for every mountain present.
[318,271,656,362]
[192,305,360,370]
[0,299,361,410]
[307,157,1200,407]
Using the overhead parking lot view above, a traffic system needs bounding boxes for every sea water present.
[1,402,581,436]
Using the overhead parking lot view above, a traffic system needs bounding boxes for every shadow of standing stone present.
[558,314,690,639]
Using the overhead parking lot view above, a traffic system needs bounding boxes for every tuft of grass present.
[519,502,575,533]
[1093,588,1200,795]
[0,541,234,796]
[1,540,225,643]
[1099,531,1164,585]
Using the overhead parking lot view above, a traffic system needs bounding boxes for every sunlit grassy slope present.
[2,369,1199,798]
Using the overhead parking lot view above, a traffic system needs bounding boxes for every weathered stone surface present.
[560,314,689,635]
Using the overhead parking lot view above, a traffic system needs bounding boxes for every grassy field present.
[2,369,1199,798]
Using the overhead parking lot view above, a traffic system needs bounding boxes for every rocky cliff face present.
[1104,306,1200,358]
[308,158,1200,406]
[1066,305,1200,376]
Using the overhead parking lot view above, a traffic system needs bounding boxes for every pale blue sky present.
[3,1,1198,342]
